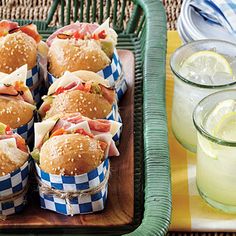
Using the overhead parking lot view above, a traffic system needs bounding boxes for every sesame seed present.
[71,158,74,162]
[70,171,74,175]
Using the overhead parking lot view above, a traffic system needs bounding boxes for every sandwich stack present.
[0,18,127,217]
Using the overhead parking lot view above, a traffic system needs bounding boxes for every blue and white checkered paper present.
[27,63,43,105]
[35,158,109,216]
[190,0,236,35]
[47,49,127,102]
[13,116,34,143]
[0,159,30,216]
[106,103,122,142]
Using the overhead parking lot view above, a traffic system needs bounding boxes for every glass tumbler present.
[193,89,236,213]
[170,40,236,152]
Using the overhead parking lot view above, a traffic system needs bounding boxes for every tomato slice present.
[88,120,110,132]
[15,135,28,153]
[50,128,66,138]
[5,125,11,132]
[98,30,107,39]
[20,24,41,43]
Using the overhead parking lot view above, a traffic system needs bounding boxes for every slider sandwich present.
[0,20,41,74]
[47,19,117,78]
[39,71,118,121]
[0,122,29,176]
[0,65,35,129]
[32,113,120,175]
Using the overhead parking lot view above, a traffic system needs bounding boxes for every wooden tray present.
[0,50,135,233]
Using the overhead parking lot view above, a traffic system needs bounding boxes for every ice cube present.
[198,74,213,85]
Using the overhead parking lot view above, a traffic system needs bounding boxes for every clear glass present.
[193,90,236,213]
[170,39,236,152]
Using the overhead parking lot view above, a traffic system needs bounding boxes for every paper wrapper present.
[106,103,122,142]
[47,49,128,102]
[27,62,45,105]
[35,158,109,216]
[13,116,34,144]
[0,160,30,216]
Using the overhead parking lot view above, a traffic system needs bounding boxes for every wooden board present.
[0,50,135,231]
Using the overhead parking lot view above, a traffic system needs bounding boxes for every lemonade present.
[170,40,236,152]
[194,91,236,212]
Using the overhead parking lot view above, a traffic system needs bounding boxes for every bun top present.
[48,38,111,77]
[40,133,104,175]
[0,123,29,176]
[0,32,37,73]
[0,97,34,128]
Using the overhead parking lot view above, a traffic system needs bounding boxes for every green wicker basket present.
[0,0,170,235]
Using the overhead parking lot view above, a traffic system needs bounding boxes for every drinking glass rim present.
[193,89,236,147]
[170,39,236,89]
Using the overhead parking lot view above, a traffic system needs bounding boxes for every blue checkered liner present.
[47,49,127,101]
[0,159,30,216]
[27,63,43,105]
[13,116,34,143]
[35,158,109,216]
[26,64,39,87]
[115,75,128,102]
[106,103,122,142]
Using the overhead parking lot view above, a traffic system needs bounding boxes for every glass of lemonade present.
[193,89,236,213]
[170,40,236,152]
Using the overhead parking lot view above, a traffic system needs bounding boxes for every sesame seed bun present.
[0,97,34,129]
[0,149,27,176]
[48,38,111,78]
[0,137,28,176]
[40,133,104,175]
[0,31,37,74]
[46,90,112,119]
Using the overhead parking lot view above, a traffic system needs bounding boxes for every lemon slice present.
[213,112,236,142]
[180,50,233,80]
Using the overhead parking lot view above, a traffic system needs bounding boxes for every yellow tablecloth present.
[167,31,236,232]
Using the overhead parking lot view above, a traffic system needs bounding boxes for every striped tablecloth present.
[166,31,236,232]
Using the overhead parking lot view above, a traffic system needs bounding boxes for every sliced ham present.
[46,22,99,46]
[0,85,18,96]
